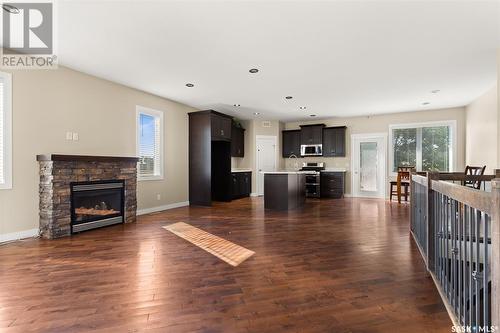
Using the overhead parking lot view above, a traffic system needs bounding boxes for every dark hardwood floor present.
[0,197,451,333]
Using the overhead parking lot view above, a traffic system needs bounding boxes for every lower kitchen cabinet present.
[231,172,251,199]
[320,172,345,198]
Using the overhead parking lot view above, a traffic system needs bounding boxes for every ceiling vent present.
[262,121,271,128]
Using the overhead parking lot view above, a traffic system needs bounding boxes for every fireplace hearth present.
[71,180,125,233]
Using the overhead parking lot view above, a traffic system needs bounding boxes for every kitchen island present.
[263,171,307,210]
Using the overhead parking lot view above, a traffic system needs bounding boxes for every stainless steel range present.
[300,162,325,198]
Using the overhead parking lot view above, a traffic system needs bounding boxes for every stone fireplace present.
[37,154,139,239]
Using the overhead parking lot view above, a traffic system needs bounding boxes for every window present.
[0,72,12,190]
[136,106,163,180]
[389,121,455,174]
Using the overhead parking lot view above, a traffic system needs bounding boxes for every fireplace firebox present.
[70,180,125,233]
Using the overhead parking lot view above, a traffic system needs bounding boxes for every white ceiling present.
[58,1,500,121]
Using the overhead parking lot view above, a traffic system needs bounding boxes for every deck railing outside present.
[410,171,500,331]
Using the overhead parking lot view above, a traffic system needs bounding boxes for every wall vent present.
[262,121,271,128]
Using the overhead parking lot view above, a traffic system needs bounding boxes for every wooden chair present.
[463,165,486,190]
[390,166,414,203]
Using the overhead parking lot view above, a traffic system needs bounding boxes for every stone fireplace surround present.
[37,154,139,239]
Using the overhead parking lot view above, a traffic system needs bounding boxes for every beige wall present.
[284,107,466,195]
[465,85,498,173]
[0,67,196,236]
[498,51,500,167]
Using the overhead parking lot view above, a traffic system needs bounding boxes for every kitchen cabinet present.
[320,171,345,198]
[231,126,245,157]
[211,113,232,141]
[231,172,251,199]
[323,126,346,157]
[300,124,324,145]
[282,130,301,157]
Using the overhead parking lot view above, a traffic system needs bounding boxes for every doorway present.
[351,133,387,198]
[256,135,277,195]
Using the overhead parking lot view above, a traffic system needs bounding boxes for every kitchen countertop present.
[231,169,252,173]
[262,170,310,174]
[322,168,348,172]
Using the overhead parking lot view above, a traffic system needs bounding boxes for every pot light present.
[233,104,240,107]
[285,96,293,100]
[431,90,440,94]
[185,83,194,88]
[299,106,306,110]
[253,112,260,115]
[310,114,316,117]
[2,4,19,13]
[249,68,259,73]
[422,102,430,106]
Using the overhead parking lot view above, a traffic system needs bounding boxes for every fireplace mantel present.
[36,154,139,163]
[37,154,138,239]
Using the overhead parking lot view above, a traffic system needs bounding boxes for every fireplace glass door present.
[70,180,125,232]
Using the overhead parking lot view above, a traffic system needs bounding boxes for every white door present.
[256,136,277,195]
[351,134,387,198]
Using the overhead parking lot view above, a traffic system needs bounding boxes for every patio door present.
[351,133,387,198]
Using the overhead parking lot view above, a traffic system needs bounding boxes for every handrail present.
[411,174,428,186]
[431,180,492,215]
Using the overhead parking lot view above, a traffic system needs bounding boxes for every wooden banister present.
[430,180,492,214]
[492,178,500,328]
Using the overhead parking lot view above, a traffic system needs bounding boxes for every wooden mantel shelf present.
[36,154,139,163]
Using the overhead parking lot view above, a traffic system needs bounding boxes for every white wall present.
[465,85,498,173]
[0,67,196,237]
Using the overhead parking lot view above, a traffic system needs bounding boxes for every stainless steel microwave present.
[300,144,322,156]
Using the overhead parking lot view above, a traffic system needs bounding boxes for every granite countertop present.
[322,168,348,172]
[261,170,310,174]
[231,169,253,173]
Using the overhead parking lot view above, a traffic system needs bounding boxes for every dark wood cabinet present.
[211,113,232,141]
[231,172,251,199]
[322,126,346,157]
[282,130,301,157]
[320,172,345,198]
[300,124,325,145]
[231,126,245,157]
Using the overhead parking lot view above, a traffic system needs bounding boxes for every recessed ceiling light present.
[310,114,316,117]
[299,106,306,110]
[253,112,260,115]
[2,4,19,14]
[285,96,293,100]
[422,102,430,106]
[233,104,240,107]
[185,83,194,87]
[249,68,259,73]
[431,90,440,93]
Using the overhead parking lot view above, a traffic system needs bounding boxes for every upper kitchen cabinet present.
[231,125,245,157]
[323,126,346,157]
[300,124,325,145]
[211,113,232,141]
[282,130,301,157]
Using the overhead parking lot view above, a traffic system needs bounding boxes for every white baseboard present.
[0,228,39,243]
[250,193,261,197]
[137,201,189,216]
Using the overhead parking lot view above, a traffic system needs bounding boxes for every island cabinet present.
[231,126,245,157]
[320,171,345,198]
[231,172,251,199]
[282,130,301,157]
[211,113,232,141]
[300,124,325,145]
[322,126,346,157]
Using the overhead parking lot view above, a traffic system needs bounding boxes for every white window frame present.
[389,120,457,176]
[0,72,12,190]
[136,105,164,181]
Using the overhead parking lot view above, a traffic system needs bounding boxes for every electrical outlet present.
[66,132,73,140]
[156,194,161,201]
[72,132,79,141]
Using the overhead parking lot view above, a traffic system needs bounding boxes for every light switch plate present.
[66,132,73,140]
[72,133,79,141]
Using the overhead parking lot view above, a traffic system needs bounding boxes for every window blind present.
[138,112,161,177]
[0,78,4,185]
